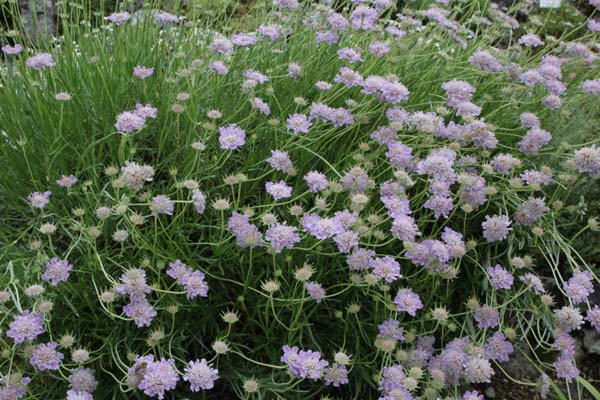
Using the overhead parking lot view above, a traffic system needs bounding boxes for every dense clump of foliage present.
[0,0,599,399]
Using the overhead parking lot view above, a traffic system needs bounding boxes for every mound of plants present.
[0,0,599,399]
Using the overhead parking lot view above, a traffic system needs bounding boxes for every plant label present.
[539,0,561,8]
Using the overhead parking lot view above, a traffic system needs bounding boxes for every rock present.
[18,0,56,40]
[485,386,496,398]
[583,328,600,355]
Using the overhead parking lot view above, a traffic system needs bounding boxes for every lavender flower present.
[150,195,174,216]
[281,346,329,379]
[519,127,552,155]
[563,270,594,305]
[573,146,600,177]
[133,66,154,79]
[7,310,45,344]
[184,359,219,391]
[30,342,63,371]
[123,298,157,328]
[473,305,499,328]
[265,223,301,253]
[324,363,349,386]
[304,281,326,303]
[515,197,549,226]
[1,44,23,55]
[304,171,328,192]
[105,11,131,25]
[286,114,312,134]
[484,332,513,362]
[487,264,514,290]
[138,358,179,399]
[371,256,402,283]
[56,175,78,188]
[115,111,145,133]
[27,191,51,209]
[42,257,73,286]
[26,53,55,69]
[218,124,246,150]
[518,33,544,47]
[585,306,600,332]
[68,367,97,393]
[265,180,293,200]
[394,288,423,316]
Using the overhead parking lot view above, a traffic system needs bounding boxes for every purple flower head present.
[265,180,293,201]
[192,189,206,214]
[68,367,97,393]
[208,60,229,75]
[304,281,326,303]
[378,319,405,341]
[281,346,329,379]
[346,247,376,271]
[369,41,390,57]
[553,355,579,382]
[391,215,420,241]
[519,127,552,155]
[469,49,503,72]
[286,114,312,134]
[334,67,363,87]
[123,298,157,328]
[582,80,600,96]
[486,264,515,289]
[337,47,363,63]
[66,391,93,400]
[518,33,544,47]
[324,363,349,387]
[265,223,301,253]
[56,175,78,188]
[30,342,63,371]
[154,11,180,25]
[135,103,158,119]
[150,195,174,216]
[333,230,359,253]
[231,32,257,47]
[243,69,268,84]
[267,150,292,172]
[394,288,422,316]
[116,268,151,299]
[473,305,499,328]
[42,257,73,286]
[463,391,484,400]
[573,146,600,177]
[379,364,407,395]
[485,332,513,362]
[105,11,131,25]
[520,273,545,294]
[181,270,209,299]
[26,53,55,69]
[27,191,51,209]
[138,357,179,399]
[371,256,402,283]
[250,97,270,115]
[218,124,246,150]
[7,310,45,344]
[257,24,280,42]
[133,66,154,79]
[586,306,600,332]
[350,5,379,30]
[209,36,233,55]
[304,171,328,192]
[184,359,219,391]
[515,197,549,226]
[481,215,512,243]
[563,270,595,305]
[2,44,23,55]
[115,111,145,133]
